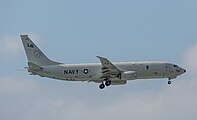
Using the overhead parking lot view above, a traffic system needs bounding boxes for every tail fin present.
[20,35,61,66]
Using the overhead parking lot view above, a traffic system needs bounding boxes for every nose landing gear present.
[168,78,173,85]
[168,80,172,84]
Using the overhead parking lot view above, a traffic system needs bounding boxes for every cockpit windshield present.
[173,65,178,67]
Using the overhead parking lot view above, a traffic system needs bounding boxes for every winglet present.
[96,56,103,59]
[96,56,111,65]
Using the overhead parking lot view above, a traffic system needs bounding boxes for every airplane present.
[20,35,186,89]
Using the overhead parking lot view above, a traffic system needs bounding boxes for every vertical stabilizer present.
[21,35,60,66]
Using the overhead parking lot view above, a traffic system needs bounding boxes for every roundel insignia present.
[84,69,88,74]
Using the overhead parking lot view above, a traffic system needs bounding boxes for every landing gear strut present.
[168,78,172,85]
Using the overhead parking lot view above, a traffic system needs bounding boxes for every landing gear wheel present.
[99,83,105,89]
[168,80,172,84]
[105,81,111,86]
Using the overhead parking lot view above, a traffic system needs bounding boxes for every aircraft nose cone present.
[176,67,186,75]
[180,68,186,74]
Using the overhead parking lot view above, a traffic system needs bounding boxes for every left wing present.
[97,56,121,79]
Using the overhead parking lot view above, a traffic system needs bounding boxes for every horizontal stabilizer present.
[28,62,43,70]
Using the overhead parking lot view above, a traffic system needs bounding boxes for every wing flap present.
[111,80,127,85]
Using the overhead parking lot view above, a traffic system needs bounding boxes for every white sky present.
[0,0,197,120]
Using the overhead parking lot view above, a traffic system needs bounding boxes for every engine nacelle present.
[120,71,137,80]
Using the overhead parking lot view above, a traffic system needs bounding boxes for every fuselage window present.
[146,65,149,69]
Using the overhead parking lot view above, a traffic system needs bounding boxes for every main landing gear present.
[99,83,105,89]
[99,80,111,89]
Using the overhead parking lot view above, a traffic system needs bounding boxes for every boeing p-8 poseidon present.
[21,35,186,89]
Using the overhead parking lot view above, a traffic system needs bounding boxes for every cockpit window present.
[173,65,178,67]
[146,65,149,69]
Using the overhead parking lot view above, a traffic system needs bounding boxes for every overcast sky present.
[0,0,197,120]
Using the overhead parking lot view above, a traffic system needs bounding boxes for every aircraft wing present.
[97,56,121,79]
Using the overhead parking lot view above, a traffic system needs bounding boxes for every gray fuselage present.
[35,62,185,83]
